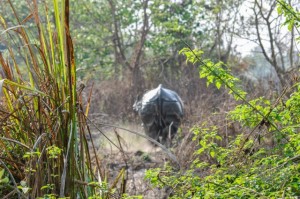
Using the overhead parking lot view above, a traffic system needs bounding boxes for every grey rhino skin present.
[133,84,184,145]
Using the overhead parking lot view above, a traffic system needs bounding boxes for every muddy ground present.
[87,123,179,199]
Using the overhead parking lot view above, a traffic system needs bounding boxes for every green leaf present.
[0,169,9,184]
[288,19,294,31]
[0,177,9,184]
[277,5,282,15]
[216,81,222,89]
[210,150,215,158]
[0,169,4,179]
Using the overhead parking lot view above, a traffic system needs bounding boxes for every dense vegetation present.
[0,0,300,198]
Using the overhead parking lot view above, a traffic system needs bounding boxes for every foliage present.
[148,0,195,54]
[277,0,300,32]
[0,1,124,198]
[70,0,243,82]
[1,0,300,198]
[71,0,115,80]
[0,169,10,196]
[67,0,298,120]
[146,87,300,198]
[0,169,9,185]
[179,47,247,100]
[145,2,300,198]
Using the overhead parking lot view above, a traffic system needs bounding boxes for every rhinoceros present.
[133,84,184,145]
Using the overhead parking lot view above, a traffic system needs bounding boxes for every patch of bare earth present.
[88,123,173,198]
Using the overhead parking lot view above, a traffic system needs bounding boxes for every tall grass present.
[0,1,121,198]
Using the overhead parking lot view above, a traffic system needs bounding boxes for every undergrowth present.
[1,0,300,198]
[145,1,300,198]
[0,1,125,198]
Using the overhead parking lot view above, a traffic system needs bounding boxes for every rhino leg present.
[144,123,161,143]
[160,124,178,145]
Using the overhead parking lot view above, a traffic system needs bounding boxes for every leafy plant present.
[179,47,247,100]
[145,2,300,198]
[0,0,124,198]
[0,169,10,196]
[277,0,300,31]
[0,169,9,185]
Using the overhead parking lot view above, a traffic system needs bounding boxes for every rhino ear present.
[133,94,142,111]
[136,93,141,101]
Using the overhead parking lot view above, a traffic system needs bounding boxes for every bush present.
[146,27,300,198]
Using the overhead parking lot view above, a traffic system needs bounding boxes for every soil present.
[87,123,174,199]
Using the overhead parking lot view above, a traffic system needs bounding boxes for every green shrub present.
[0,1,124,198]
[145,2,300,197]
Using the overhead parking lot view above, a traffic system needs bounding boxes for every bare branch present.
[107,0,131,69]
[130,0,150,69]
